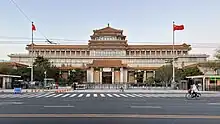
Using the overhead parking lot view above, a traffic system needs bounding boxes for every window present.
[162,51,166,55]
[151,51,155,55]
[156,51,161,55]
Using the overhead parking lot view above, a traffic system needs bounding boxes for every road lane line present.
[1,114,220,119]
[126,94,136,97]
[106,94,113,97]
[133,94,143,97]
[119,94,128,97]
[45,94,56,98]
[44,106,74,108]
[53,94,63,98]
[69,94,77,97]
[77,94,84,97]
[130,106,162,109]
[61,94,70,98]
[113,94,120,97]
[100,94,105,97]
[36,93,51,98]
[86,94,90,97]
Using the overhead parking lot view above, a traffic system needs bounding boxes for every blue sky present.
[0,0,220,60]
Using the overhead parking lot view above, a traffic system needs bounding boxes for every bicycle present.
[185,90,201,100]
[119,87,124,92]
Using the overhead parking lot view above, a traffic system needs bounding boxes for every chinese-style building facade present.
[8,24,209,84]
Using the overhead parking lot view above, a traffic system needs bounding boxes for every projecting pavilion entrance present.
[102,72,112,84]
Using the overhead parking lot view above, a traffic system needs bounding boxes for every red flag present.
[32,23,36,31]
[173,24,184,31]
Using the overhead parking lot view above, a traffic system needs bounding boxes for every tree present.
[215,49,220,60]
[33,56,59,81]
[0,63,13,75]
[155,65,182,86]
[68,68,86,84]
[180,66,203,79]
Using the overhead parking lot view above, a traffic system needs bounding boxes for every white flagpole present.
[31,22,34,83]
[172,21,175,88]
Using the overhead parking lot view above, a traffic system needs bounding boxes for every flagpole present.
[31,22,34,83]
[172,21,175,88]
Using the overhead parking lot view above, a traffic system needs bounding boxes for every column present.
[203,76,205,91]
[143,71,147,83]
[99,68,102,84]
[120,67,124,83]
[123,69,128,83]
[153,70,156,78]
[112,68,115,84]
[2,77,6,89]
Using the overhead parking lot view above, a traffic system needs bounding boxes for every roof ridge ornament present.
[107,23,110,27]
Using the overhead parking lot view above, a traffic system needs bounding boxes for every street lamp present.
[44,71,47,88]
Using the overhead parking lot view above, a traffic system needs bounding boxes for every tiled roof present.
[88,60,127,67]
[26,44,190,50]
[128,67,159,70]
[0,62,28,67]
[26,44,88,49]
[93,26,123,33]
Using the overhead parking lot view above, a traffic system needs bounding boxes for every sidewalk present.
[67,89,220,94]
[1,88,220,94]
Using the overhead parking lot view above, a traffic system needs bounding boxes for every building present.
[0,74,21,89]
[8,24,209,84]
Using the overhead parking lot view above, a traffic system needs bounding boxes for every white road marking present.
[208,103,220,105]
[86,94,90,97]
[69,94,77,97]
[126,94,136,97]
[61,94,70,97]
[113,94,120,97]
[133,94,143,97]
[93,94,98,97]
[45,94,56,98]
[130,106,161,109]
[119,94,128,97]
[36,93,51,98]
[107,94,113,97]
[77,94,84,97]
[100,94,105,97]
[44,106,74,108]
[53,94,63,98]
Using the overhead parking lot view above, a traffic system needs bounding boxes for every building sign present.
[103,68,112,72]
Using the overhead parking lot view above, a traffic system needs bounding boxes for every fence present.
[82,82,173,90]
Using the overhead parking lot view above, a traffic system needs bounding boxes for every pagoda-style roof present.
[127,43,191,50]
[93,23,123,33]
[26,44,88,50]
[90,24,126,39]
[87,60,127,68]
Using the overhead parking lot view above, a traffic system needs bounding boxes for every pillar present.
[112,68,115,84]
[100,68,102,84]
[143,71,147,83]
[123,69,128,83]
[2,77,6,89]
[153,70,156,78]
[120,67,124,83]
[203,76,205,91]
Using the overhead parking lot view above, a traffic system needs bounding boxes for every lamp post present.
[44,71,47,88]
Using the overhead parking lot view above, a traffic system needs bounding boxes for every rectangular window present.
[151,51,155,55]
[156,51,161,55]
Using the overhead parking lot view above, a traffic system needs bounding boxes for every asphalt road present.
[0,92,220,124]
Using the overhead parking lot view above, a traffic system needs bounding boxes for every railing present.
[82,82,173,90]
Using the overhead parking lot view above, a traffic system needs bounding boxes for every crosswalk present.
[0,93,219,99]
[0,93,190,99]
